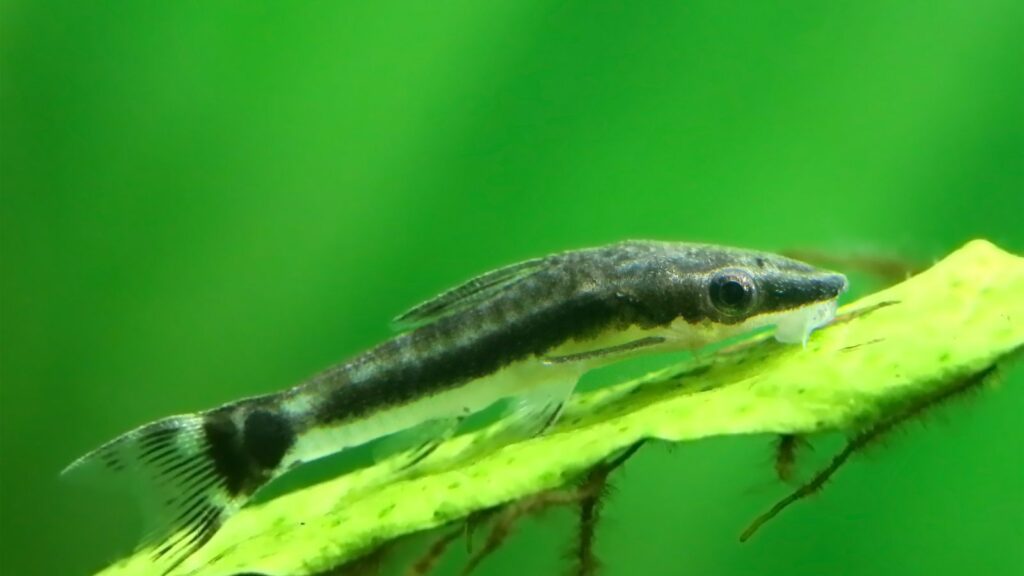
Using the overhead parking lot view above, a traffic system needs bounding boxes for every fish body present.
[65,241,847,568]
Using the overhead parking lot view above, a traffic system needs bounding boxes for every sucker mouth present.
[772,299,840,346]
[771,270,847,346]
[778,272,847,345]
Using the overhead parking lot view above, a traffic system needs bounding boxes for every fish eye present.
[708,269,758,316]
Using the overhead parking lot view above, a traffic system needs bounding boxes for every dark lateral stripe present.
[308,242,845,427]
[315,284,688,423]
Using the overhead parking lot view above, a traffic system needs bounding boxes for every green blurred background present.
[2,1,1022,575]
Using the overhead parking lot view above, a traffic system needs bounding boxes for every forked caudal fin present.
[62,407,288,573]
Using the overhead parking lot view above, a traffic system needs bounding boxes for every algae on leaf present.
[97,240,1024,576]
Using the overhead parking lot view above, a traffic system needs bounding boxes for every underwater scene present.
[2,2,1022,575]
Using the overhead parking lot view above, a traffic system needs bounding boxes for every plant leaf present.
[96,239,1024,576]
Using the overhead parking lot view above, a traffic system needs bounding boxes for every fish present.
[63,240,848,570]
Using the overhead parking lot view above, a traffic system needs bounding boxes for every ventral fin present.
[391,257,546,331]
[373,416,463,470]
[542,336,667,365]
[503,377,579,438]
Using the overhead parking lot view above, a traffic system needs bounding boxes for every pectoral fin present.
[542,336,667,365]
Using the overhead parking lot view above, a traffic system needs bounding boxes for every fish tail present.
[63,403,295,571]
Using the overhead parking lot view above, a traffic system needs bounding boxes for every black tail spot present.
[203,408,294,497]
[202,413,250,496]
[243,409,295,471]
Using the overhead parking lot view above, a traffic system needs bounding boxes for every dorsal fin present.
[391,256,547,331]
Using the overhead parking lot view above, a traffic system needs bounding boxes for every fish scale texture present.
[97,240,1024,576]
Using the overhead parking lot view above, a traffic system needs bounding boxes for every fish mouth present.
[770,272,847,345]
[771,299,837,345]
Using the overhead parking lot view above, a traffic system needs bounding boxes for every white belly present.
[284,357,582,467]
